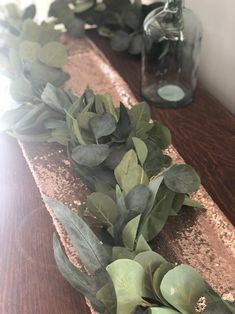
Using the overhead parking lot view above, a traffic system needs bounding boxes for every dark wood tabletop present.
[0,32,234,314]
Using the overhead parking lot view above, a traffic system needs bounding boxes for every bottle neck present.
[165,0,184,11]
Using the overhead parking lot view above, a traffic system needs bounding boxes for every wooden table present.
[0,32,234,313]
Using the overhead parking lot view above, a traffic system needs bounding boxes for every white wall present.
[186,0,235,115]
[34,0,54,22]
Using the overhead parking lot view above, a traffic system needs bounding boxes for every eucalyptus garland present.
[0,3,234,314]
[48,0,164,54]
[0,2,70,102]
[49,199,235,314]
[2,85,234,313]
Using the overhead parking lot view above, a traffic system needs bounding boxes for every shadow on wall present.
[187,0,235,115]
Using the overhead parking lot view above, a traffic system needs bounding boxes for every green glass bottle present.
[141,0,202,108]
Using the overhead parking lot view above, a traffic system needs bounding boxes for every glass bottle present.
[141,0,202,108]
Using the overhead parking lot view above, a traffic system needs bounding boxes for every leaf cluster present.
[49,199,235,314]
[65,89,172,190]
[1,83,172,189]
[0,3,36,40]
[48,0,164,55]
[0,5,69,101]
[1,84,201,238]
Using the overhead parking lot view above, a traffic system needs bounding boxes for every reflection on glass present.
[141,0,202,108]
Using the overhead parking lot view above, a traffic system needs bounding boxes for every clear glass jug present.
[141,0,202,108]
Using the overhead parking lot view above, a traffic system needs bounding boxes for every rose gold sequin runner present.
[18,36,235,313]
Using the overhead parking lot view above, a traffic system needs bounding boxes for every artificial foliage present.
[49,199,235,314]
[0,2,69,102]
[0,2,234,314]
[48,0,164,54]
[2,82,234,313]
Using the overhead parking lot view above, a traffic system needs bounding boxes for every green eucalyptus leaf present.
[53,234,106,313]
[125,184,151,214]
[136,174,164,232]
[30,61,69,87]
[39,23,60,45]
[135,234,151,253]
[122,214,141,250]
[132,137,148,166]
[41,83,73,114]
[152,262,175,305]
[49,1,74,26]
[144,146,172,177]
[112,103,131,140]
[128,102,152,139]
[106,259,146,314]
[5,3,19,18]
[115,149,149,193]
[135,251,166,298]
[113,209,139,246]
[115,185,127,213]
[9,47,22,75]
[19,41,40,62]
[50,127,70,145]
[0,32,18,49]
[8,131,52,142]
[10,76,33,102]
[0,106,32,132]
[23,4,36,20]
[44,119,66,130]
[90,113,117,140]
[183,196,203,209]
[94,182,115,198]
[114,149,138,186]
[14,103,45,131]
[110,31,131,52]
[87,192,117,228]
[112,246,136,261]
[96,282,117,314]
[135,251,166,275]
[164,165,201,194]
[78,112,97,131]
[171,193,185,215]
[147,121,172,150]
[52,71,70,87]
[103,144,127,170]
[160,265,212,314]
[129,102,151,127]
[76,87,95,113]
[20,19,41,42]
[47,199,110,273]
[123,164,149,194]
[72,144,110,167]
[103,94,119,120]
[203,301,234,314]
[39,41,67,68]
[66,99,86,145]
[139,185,175,242]
[8,17,22,33]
